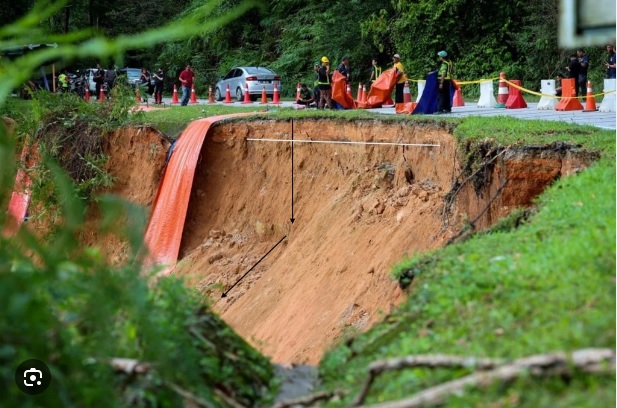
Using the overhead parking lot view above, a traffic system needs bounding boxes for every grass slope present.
[318,120,615,407]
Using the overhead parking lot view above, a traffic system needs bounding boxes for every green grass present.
[319,125,616,406]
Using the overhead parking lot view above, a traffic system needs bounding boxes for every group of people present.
[557,44,615,98]
[296,51,454,113]
[137,67,166,104]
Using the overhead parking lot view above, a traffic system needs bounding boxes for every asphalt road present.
[154,97,616,130]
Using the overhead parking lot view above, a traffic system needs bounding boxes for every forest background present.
[1,0,613,96]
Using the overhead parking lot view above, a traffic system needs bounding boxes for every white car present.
[214,67,281,102]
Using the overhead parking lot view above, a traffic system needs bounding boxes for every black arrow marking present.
[290,118,295,223]
[221,235,287,298]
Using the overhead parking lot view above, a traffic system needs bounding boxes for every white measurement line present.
[246,138,440,147]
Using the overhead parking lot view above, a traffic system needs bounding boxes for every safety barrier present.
[599,79,616,112]
[555,78,583,111]
[477,80,496,108]
[537,80,558,110]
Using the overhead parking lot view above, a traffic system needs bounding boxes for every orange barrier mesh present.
[331,71,356,109]
[4,140,37,236]
[144,112,258,274]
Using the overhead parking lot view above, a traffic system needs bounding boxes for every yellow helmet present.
[321,56,329,63]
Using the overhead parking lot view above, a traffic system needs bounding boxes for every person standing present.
[369,58,382,85]
[105,66,117,92]
[153,67,165,104]
[139,67,151,103]
[58,69,69,93]
[312,62,321,103]
[93,64,105,99]
[179,64,195,106]
[436,50,453,113]
[566,53,581,96]
[606,44,616,79]
[317,56,332,109]
[392,54,406,104]
[576,48,589,99]
[337,56,351,83]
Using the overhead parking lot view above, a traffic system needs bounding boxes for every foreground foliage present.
[320,124,616,406]
[0,127,275,406]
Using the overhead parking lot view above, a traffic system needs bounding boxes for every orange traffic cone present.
[272,83,281,104]
[99,88,105,102]
[208,85,215,103]
[135,87,142,103]
[346,82,352,99]
[295,82,301,103]
[84,87,90,102]
[189,84,198,104]
[223,84,233,104]
[362,84,367,103]
[583,80,597,112]
[556,78,583,111]
[403,80,411,103]
[357,83,363,102]
[259,86,268,104]
[171,84,180,104]
[496,72,508,108]
[242,82,252,104]
[452,82,464,107]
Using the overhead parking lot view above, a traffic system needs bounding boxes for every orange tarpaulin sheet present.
[144,112,258,274]
[331,70,356,109]
[358,68,399,109]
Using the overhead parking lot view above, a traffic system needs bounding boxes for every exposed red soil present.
[66,119,594,364]
[79,126,170,264]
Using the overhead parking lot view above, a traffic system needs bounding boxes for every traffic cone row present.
[171,84,180,104]
[496,72,508,108]
[272,83,281,104]
[583,80,597,112]
[189,84,198,104]
[223,84,233,104]
[259,86,268,104]
[242,82,252,104]
[403,80,412,103]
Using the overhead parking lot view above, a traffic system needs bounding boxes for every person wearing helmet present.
[392,53,406,104]
[317,56,332,109]
[437,50,453,113]
[337,56,351,83]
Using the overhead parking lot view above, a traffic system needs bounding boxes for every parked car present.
[214,67,281,102]
[117,68,142,88]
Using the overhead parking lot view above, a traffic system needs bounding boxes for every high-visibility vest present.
[372,66,382,82]
[440,60,453,80]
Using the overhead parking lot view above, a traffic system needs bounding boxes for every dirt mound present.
[87,120,593,364]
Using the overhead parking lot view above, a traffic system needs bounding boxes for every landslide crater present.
[65,119,598,364]
[163,119,596,364]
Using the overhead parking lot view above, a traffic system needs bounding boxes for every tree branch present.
[356,349,615,408]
